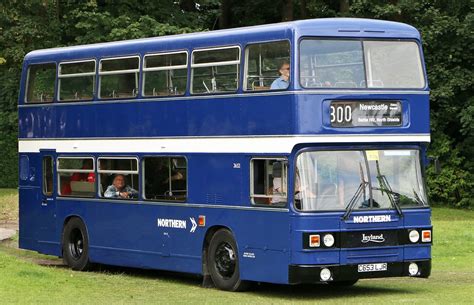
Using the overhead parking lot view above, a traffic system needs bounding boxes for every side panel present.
[18,94,295,138]
[51,153,291,284]
[55,201,290,283]
[18,92,428,139]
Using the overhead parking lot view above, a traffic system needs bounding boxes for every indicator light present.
[421,230,431,242]
[309,234,320,247]
[198,215,206,227]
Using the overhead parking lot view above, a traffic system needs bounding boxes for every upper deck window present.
[99,56,139,99]
[143,52,188,97]
[191,46,240,94]
[58,60,96,101]
[26,63,56,103]
[363,41,424,88]
[245,40,290,91]
[300,39,425,89]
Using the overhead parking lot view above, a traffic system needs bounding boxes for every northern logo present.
[353,215,391,223]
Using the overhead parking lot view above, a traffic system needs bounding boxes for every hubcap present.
[68,228,84,260]
[214,242,236,279]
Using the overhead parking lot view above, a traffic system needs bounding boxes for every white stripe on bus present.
[18,134,430,153]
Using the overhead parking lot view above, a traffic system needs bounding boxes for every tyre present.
[62,217,91,271]
[207,229,249,291]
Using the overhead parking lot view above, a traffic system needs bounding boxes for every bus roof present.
[24,18,420,62]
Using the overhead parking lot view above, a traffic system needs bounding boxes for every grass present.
[0,188,18,222]
[1,189,473,304]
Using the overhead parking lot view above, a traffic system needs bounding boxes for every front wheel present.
[62,218,91,271]
[207,229,249,291]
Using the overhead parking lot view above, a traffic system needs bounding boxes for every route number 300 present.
[330,104,352,124]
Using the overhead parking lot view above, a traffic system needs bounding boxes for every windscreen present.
[295,149,428,211]
[300,39,425,89]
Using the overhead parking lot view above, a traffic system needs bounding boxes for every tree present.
[0,0,471,208]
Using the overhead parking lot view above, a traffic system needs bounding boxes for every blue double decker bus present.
[18,18,432,291]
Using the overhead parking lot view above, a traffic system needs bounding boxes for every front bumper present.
[289,259,431,284]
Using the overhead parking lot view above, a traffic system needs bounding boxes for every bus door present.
[38,149,57,246]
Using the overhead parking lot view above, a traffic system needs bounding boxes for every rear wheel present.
[62,218,91,271]
[207,229,249,291]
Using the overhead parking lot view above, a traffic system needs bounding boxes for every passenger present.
[61,159,95,195]
[60,177,72,195]
[71,159,95,183]
[149,159,183,197]
[270,61,290,90]
[104,174,138,199]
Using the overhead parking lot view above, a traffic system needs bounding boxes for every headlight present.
[409,230,420,243]
[323,234,335,247]
[320,268,332,281]
[408,263,419,276]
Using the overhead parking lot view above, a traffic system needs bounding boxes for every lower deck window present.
[98,158,139,200]
[143,157,187,202]
[43,156,53,196]
[57,157,95,197]
[251,158,288,206]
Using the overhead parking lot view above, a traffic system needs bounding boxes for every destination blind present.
[330,100,402,127]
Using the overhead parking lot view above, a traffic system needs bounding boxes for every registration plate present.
[357,263,388,273]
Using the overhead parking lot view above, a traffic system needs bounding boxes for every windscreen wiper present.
[374,161,403,217]
[342,181,369,220]
[371,187,403,212]
[413,189,427,206]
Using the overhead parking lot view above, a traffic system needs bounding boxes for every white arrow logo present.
[190,217,197,233]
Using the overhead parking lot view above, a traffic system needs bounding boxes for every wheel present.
[329,279,358,286]
[207,229,249,291]
[62,218,91,271]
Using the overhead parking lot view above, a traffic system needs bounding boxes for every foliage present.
[0,111,18,188]
[0,0,472,207]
